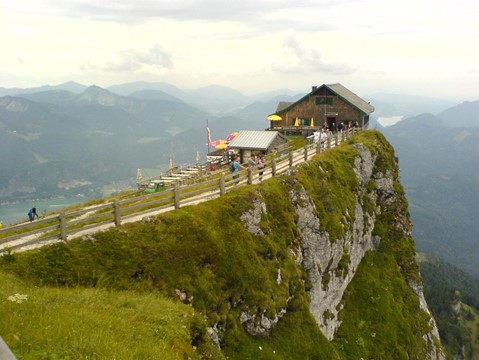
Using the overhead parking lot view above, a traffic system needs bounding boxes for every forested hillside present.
[381,101,479,277]
[419,253,479,359]
[0,85,266,201]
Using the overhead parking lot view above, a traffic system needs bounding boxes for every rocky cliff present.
[0,130,445,359]
[235,131,444,358]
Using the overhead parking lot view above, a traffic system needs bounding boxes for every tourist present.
[258,155,266,181]
[231,155,241,185]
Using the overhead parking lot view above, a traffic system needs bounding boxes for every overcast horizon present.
[1,0,478,101]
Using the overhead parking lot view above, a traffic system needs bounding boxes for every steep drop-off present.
[0,130,444,359]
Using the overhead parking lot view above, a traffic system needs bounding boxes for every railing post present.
[271,158,277,176]
[304,145,308,162]
[219,176,226,195]
[289,151,294,167]
[335,132,339,146]
[317,140,322,154]
[0,336,16,360]
[114,201,121,227]
[59,212,67,241]
[327,135,331,149]
[247,167,253,185]
[174,183,180,209]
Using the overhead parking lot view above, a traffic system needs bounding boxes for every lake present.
[0,196,87,226]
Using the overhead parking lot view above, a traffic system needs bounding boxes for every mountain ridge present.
[382,103,479,278]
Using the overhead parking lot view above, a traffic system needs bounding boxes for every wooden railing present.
[0,128,357,253]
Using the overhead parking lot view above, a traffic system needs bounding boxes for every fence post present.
[304,145,308,162]
[219,176,225,195]
[271,158,277,177]
[316,140,321,154]
[335,132,339,146]
[114,201,121,227]
[289,151,294,167]
[174,183,180,209]
[59,212,67,241]
[247,167,253,185]
[0,336,16,360]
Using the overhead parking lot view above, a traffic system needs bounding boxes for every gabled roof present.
[276,83,374,115]
[228,130,286,150]
[276,101,294,112]
[326,83,374,114]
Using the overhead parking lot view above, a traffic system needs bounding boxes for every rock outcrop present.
[239,141,444,358]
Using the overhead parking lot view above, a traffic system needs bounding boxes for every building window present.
[316,97,333,105]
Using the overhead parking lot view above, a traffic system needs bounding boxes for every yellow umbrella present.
[310,117,314,127]
[294,118,299,126]
[267,114,282,121]
[215,142,228,150]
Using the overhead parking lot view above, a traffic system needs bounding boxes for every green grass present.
[286,135,308,150]
[0,271,221,360]
[462,303,479,358]
[332,252,432,359]
[295,142,359,240]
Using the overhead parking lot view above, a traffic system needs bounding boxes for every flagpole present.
[206,119,210,155]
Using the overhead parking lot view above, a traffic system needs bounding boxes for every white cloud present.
[273,33,357,76]
[0,0,478,100]
[99,45,173,73]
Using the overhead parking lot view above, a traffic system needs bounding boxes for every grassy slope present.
[0,131,434,359]
[462,304,479,358]
[0,271,221,359]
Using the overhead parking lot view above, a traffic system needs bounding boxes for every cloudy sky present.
[1,0,478,100]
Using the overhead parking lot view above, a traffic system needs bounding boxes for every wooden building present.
[268,83,374,135]
[227,130,288,163]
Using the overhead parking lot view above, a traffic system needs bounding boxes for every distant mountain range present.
[0,80,468,210]
[0,82,303,201]
[381,100,479,277]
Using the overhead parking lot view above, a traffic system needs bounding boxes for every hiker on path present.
[230,155,241,185]
[258,155,266,181]
[248,154,257,169]
[28,207,39,222]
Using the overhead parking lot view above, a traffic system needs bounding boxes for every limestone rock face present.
[290,144,379,340]
[409,279,445,360]
[240,197,266,236]
[289,144,444,358]
[237,142,444,358]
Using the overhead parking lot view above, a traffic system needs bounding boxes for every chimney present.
[312,86,317,92]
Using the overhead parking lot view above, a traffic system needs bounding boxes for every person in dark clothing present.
[28,207,39,221]
[258,155,266,181]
